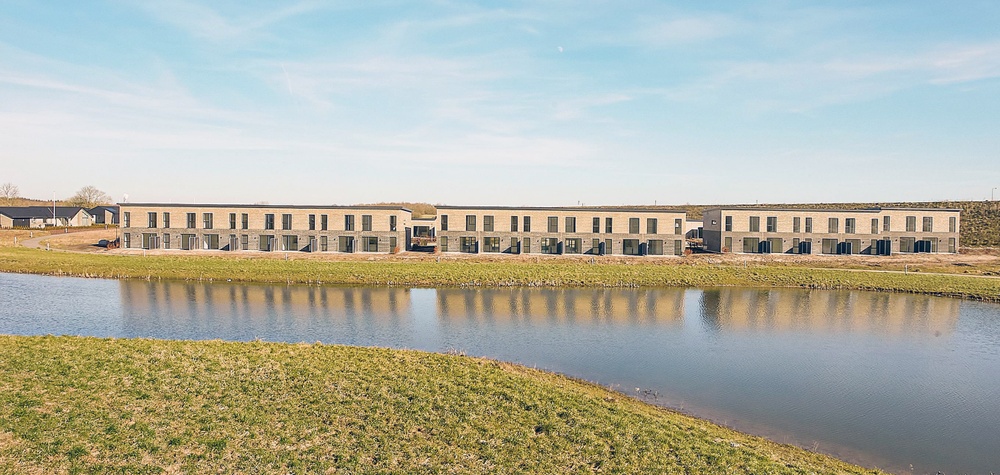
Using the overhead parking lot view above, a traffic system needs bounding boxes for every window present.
[240,234,248,250]
[282,214,292,230]
[163,234,170,250]
[511,237,520,253]
[629,218,639,234]
[647,240,663,256]
[766,217,777,233]
[592,238,600,253]
[484,215,494,232]
[264,214,275,230]
[460,237,477,253]
[674,218,682,235]
[339,236,354,253]
[203,213,213,230]
[123,233,131,248]
[923,217,933,232]
[163,212,170,229]
[805,217,813,233]
[390,215,397,232]
[565,238,581,254]
[724,216,732,232]
[605,217,613,234]
[362,215,372,231]
[623,239,640,255]
[749,216,760,233]
[440,215,448,231]
[121,212,131,228]
[320,235,328,252]
[345,215,355,231]
[674,240,683,256]
[204,234,219,250]
[241,213,248,230]
[511,216,518,232]
[541,237,559,254]
[483,237,500,252]
[523,216,531,232]
[282,235,298,252]
[465,215,476,231]
[186,212,196,229]
[363,237,378,252]
[565,217,576,233]
[899,237,915,253]
[593,217,600,233]
[828,218,838,233]
[548,216,558,233]
[871,218,879,234]
[309,214,316,231]
[321,214,328,231]
[230,213,237,230]
[883,216,891,232]
[906,216,917,232]
[147,212,157,228]
[949,216,956,233]
[647,218,658,234]
[845,218,855,234]
[793,217,801,233]
[181,234,196,250]
[949,238,956,253]
[439,236,448,252]
[743,237,759,253]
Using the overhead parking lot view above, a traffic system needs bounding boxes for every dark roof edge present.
[435,205,686,213]
[702,207,962,213]
[118,203,412,212]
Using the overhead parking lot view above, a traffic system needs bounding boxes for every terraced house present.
[118,204,412,253]
[701,207,960,255]
[435,206,688,256]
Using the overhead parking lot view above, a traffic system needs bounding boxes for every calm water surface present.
[1,273,999,474]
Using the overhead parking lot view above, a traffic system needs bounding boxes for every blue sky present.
[1,1,998,206]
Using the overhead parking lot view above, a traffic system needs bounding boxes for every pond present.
[1,272,998,474]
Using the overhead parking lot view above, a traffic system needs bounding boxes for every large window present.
[845,218,855,234]
[647,218,658,234]
[623,239,640,255]
[541,237,559,254]
[899,237,915,253]
[766,217,777,233]
[923,217,933,232]
[743,237,759,253]
[390,215,397,232]
[483,237,500,252]
[230,213,237,230]
[282,214,292,230]
[204,234,219,250]
[749,216,760,233]
[362,215,372,232]
[647,239,663,255]
[565,238,581,254]
[163,212,170,229]
[547,216,558,233]
[605,217,612,234]
[510,216,518,232]
[345,215,355,231]
[241,213,248,230]
[163,233,170,249]
[320,236,328,252]
[282,235,298,251]
[123,233,131,248]
[186,213,196,228]
[339,236,354,253]
[321,214,328,231]
[906,216,917,232]
[629,218,639,234]
[240,234,248,250]
[523,216,531,232]
[828,218,838,233]
[674,218,682,235]
[123,212,132,228]
[565,217,576,233]
[592,217,600,233]
[264,214,275,230]
[203,213,213,230]
[460,237,477,253]
[724,216,732,232]
[147,212,157,228]
[871,218,879,234]
[466,215,476,232]
[259,235,274,251]
[793,217,800,233]
[308,214,316,231]
[363,237,378,252]
[439,236,448,252]
[440,215,448,231]
[949,216,956,233]
[484,215,494,232]
[883,216,891,232]
[805,217,813,233]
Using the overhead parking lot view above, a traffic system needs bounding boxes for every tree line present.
[0,183,113,208]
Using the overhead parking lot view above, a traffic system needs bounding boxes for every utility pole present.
[993,187,997,201]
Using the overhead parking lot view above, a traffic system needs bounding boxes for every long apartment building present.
[702,207,960,255]
[119,204,412,253]
[436,206,688,255]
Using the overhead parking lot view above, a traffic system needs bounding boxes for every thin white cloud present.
[638,15,739,45]
[124,0,326,42]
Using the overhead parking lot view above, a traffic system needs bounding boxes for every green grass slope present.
[0,336,881,474]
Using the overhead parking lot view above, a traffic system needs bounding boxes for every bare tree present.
[66,186,113,208]
[0,182,18,206]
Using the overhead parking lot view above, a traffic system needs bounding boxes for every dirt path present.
[19,229,119,252]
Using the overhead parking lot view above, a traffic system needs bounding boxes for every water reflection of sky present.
[1,272,998,474]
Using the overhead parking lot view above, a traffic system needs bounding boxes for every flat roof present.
[118,203,412,212]
[703,207,961,213]
[436,205,686,213]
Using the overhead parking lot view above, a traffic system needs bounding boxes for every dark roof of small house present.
[0,206,88,219]
[88,206,119,215]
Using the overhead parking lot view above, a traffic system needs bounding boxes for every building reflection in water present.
[699,288,960,336]
[435,288,686,326]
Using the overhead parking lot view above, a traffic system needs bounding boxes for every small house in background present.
[88,206,120,225]
[0,206,93,228]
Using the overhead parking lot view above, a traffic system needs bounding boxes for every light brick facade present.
[436,206,688,256]
[119,204,412,253]
[702,207,960,254]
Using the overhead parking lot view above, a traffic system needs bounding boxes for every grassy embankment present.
[2,245,1000,301]
[0,335,881,474]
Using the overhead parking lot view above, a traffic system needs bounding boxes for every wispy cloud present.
[124,0,326,42]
